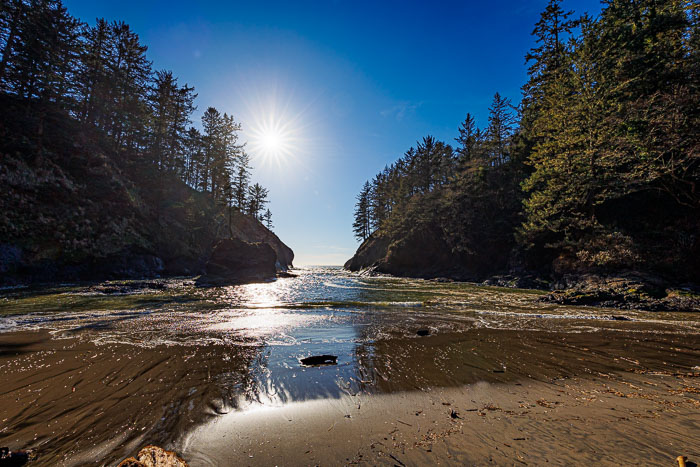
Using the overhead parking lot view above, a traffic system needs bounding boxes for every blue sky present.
[65,0,602,265]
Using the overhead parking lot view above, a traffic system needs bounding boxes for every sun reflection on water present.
[207,279,317,339]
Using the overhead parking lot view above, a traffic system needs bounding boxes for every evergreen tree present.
[76,18,111,125]
[247,183,269,220]
[263,208,273,230]
[232,151,252,211]
[352,181,371,241]
[148,69,196,172]
[183,126,203,188]
[455,113,479,163]
[522,0,578,131]
[485,93,515,165]
[107,21,151,151]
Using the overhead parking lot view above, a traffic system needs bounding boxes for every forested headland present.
[348,0,699,310]
[0,0,291,284]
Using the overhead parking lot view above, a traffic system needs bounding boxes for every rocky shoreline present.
[350,266,700,312]
[1,211,294,288]
[345,232,699,312]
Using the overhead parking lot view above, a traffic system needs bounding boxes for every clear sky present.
[64,0,602,266]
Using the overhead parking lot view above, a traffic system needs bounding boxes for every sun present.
[238,84,311,171]
[260,129,282,153]
[247,116,297,166]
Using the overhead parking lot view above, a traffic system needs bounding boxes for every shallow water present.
[2,267,700,400]
[1,267,699,464]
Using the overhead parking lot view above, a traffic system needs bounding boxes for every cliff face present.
[228,210,294,270]
[0,97,293,285]
[344,226,475,280]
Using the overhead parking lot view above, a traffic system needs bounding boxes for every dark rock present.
[117,445,188,467]
[0,245,22,275]
[300,355,338,366]
[0,447,35,466]
[483,274,550,290]
[344,234,391,272]
[277,271,297,278]
[541,274,700,312]
[416,329,430,336]
[196,238,277,286]
[228,210,294,270]
[430,277,453,283]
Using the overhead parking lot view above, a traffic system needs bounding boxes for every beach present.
[1,269,699,465]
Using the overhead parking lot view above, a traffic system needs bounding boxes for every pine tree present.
[485,93,515,166]
[232,151,252,211]
[247,183,269,220]
[455,113,479,163]
[200,107,222,193]
[0,0,27,88]
[263,208,273,230]
[183,127,203,188]
[148,69,196,172]
[522,0,578,130]
[107,21,151,151]
[76,18,111,125]
[352,181,371,241]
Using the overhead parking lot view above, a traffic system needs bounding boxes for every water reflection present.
[1,267,700,464]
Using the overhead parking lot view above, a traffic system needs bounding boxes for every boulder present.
[300,355,338,366]
[117,445,188,467]
[196,238,277,286]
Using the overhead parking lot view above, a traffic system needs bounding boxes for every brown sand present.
[1,329,699,466]
[180,373,700,466]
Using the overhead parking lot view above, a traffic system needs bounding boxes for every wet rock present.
[0,447,35,466]
[430,277,454,283]
[277,271,297,278]
[483,275,550,290]
[117,445,188,467]
[416,329,430,336]
[541,274,700,312]
[84,280,169,295]
[196,238,277,286]
[300,355,338,366]
[117,459,144,467]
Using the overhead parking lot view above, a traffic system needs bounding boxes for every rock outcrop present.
[227,210,294,270]
[196,238,278,286]
[345,231,699,312]
[344,228,476,280]
[0,94,293,286]
[541,273,700,312]
[117,445,188,467]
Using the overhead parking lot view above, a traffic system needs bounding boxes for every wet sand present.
[1,327,699,465]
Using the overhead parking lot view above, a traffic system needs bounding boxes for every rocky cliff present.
[344,227,475,280]
[0,96,293,286]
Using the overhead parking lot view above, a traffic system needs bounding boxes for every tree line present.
[354,0,699,278]
[0,0,274,228]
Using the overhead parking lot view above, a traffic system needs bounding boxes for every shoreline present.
[348,267,700,312]
[180,372,700,466]
[1,323,699,465]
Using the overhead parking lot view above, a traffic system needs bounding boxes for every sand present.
[1,327,699,466]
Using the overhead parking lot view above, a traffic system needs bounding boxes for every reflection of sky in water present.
[2,266,700,406]
[2,266,700,344]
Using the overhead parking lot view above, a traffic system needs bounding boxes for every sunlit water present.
[2,266,700,464]
[2,266,699,407]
